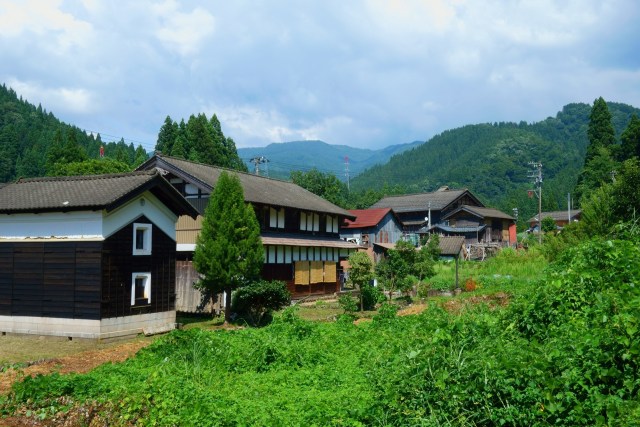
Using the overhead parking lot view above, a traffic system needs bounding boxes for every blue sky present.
[1,0,639,151]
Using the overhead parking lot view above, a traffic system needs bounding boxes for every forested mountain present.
[351,102,640,223]
[237,140,422,179]
[0,84,150,182]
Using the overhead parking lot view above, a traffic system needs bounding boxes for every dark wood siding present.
[0,241,102,319]
[101,215,176,318]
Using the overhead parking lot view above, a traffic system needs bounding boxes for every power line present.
[80,128,156,151]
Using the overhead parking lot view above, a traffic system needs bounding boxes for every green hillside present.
[0,84,151,182]
[237,140,422,180]
[351,102,640,221]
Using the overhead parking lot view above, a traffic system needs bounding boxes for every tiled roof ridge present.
[156,153,294,184]
[15,169,158,184]
[379,188,467,199]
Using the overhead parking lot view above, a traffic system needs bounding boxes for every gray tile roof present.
[443,205,514,220]
[139,155,355,219]
[0,169,198,217]
[370,189,480,213]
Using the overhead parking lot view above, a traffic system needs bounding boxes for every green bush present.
[360,285,385,310]
[373,302,398,321]
[338,294,358,314]
[231,280,290,326]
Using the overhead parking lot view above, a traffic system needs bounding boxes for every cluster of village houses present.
[0,155,580,339]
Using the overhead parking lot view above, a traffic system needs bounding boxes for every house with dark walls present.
[137,154,358,305]
[372,187,515,246]
[0,170,198,339]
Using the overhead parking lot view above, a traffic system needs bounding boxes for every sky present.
[1,0,639,152]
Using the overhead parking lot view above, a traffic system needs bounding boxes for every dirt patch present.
[441,292,510,314]
[0,340,150,396]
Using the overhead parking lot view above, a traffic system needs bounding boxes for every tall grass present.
[427,246,548,295]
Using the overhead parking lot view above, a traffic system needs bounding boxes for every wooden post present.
[455,254,459,289]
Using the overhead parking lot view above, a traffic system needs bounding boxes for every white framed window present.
[133,223,152,255]
[131,272,151,306]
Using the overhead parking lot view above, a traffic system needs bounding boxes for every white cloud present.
[7,78,95,115]
[1,0,639,151]
[152,0,215,56]
[0,0,93,53]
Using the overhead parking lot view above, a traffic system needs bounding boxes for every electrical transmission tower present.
[344,156,350,191]
[250,156,269,176]
[527,161,543,244]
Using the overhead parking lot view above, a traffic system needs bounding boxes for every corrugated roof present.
[0,169,198,217]
[422,224,486,234]
[528,210,582,223]
[443,205,514,220]
[437,236,465,256]
[139,155,354,219]
[343,208,393,229]
[370,188,481,213]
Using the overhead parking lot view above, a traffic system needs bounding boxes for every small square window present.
[131,272,151,306]
[133,223,152,255]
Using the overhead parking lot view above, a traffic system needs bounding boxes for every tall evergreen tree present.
[619,114,640,161]
[586,97,616,163]
[153,112,246,171]
[156,116,178,154]
[193,172,263,323]
[576,97,617,203]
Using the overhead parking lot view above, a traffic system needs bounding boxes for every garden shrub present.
[231,280,290,326]
[361,284,385,310]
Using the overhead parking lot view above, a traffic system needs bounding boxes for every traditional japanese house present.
[137,155,358,304]
[0,170,198,339]
[340,208,404,263]
[372,187,515,246]
[432,205,515,245]
[340,208,404,247]
[370,187,484,233]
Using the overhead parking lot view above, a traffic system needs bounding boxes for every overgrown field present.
[2,237,639,426]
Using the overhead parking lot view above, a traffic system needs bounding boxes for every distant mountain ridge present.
[237,140,423,179]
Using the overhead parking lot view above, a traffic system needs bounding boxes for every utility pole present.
[250,156,269,176]
[344,156,350,192]
[512,207,519,247]
[528,161,543,244]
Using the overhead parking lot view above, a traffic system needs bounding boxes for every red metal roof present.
[343,208,393,229]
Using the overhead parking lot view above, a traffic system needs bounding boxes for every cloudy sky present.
[1,0,639,151]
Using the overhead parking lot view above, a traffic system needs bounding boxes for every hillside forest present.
[0,84,245,181]
[1,82,640,227]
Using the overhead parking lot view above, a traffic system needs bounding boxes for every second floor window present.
[133,223,152,255]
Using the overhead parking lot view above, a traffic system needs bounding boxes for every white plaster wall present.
[0,311,177,340]
[103,192,177,241]
[0,315,101,339]
[0,211,103,239]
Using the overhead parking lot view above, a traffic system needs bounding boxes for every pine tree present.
[193,171,263,323]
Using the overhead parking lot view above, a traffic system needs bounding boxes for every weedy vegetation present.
[2,231,639,426]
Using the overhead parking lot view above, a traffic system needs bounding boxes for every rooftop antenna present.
[250,156,269,176]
